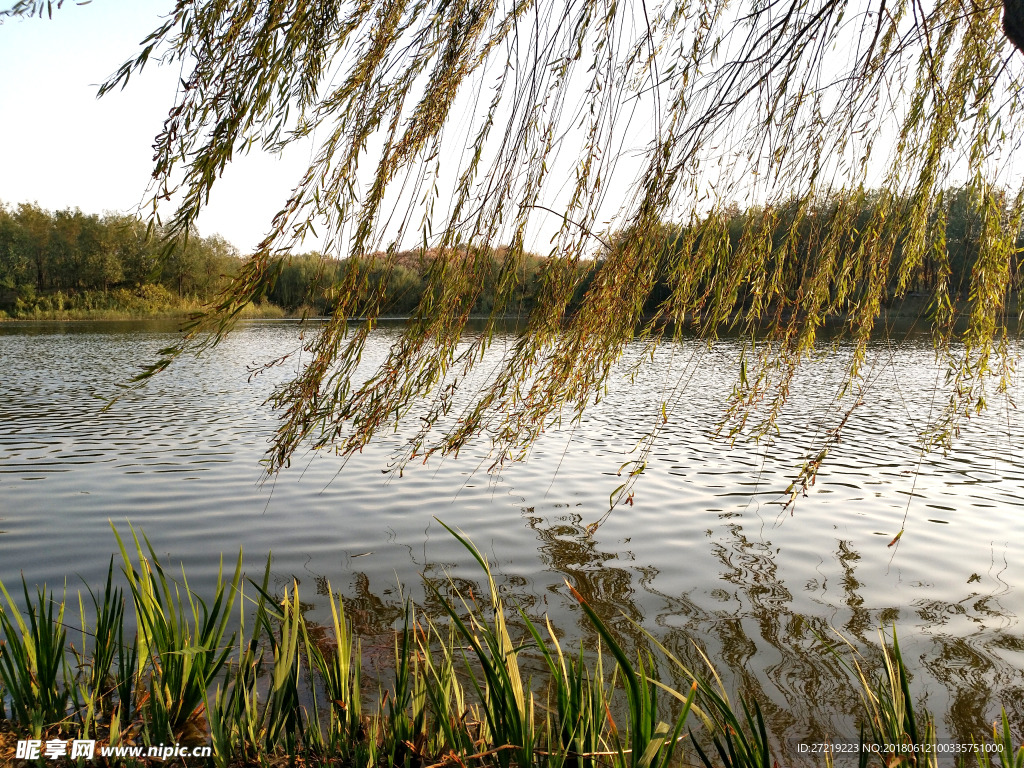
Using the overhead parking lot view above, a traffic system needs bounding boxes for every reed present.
[0,523,1019,766]
[0,578,68,739]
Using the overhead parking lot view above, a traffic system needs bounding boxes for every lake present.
[1,318,1023,754]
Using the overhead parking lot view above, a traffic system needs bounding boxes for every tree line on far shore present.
[631,187,1022,320]
[0,201,559,318]
[2,188,1018,319]
[0,202,242,317]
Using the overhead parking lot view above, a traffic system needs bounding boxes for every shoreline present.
[0,303,287,323]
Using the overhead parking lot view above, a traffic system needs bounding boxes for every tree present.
[0,205,35,305]
[107,212,160,288]
[4,0,1023,502]
[0,202,245,308]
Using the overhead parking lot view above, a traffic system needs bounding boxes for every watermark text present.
[16,739,213,761]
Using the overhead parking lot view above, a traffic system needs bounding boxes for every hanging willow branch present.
[5,0,1023,487]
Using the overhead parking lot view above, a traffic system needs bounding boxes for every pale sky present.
[0,1,662,258]
[5,0,989,259]
[0,1,314,252]
[0,0,832,261]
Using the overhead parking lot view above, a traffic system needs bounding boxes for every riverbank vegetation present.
[4,189,1016,324]
[265,248,572,317]
[1,524,1020,767]
[0,201,562,321]
[0,202,286,321]
[236,186,1024,320]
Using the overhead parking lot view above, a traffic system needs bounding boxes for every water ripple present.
[1,319,1023,746]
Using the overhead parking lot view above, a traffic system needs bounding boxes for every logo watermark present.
[15,739,213,761]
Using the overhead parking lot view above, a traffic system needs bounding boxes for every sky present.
[0,0,863,262]
[4,0,999,260]
[0,0,658,258]
[0,1,314,252]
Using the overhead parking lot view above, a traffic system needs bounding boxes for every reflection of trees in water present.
[298,513,1023,753]
[915,602,1024,743]
[836,539,874,642]
[691,525,861,750]
[527,513,646,643]
[701,525,1024,747]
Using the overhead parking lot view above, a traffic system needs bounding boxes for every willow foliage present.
[4,0,1023,494]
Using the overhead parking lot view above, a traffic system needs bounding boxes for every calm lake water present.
[2,319,1023,754]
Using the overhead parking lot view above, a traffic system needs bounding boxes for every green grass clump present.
[0,579,68,738]
[0,522,1020,767]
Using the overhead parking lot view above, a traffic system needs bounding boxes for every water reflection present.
[283,508,1024,759]
[1,320,1023,756]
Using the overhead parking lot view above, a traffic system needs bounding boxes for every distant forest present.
[0,202,244,317]
[0,201,555,318]
[1,188,1019,319]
